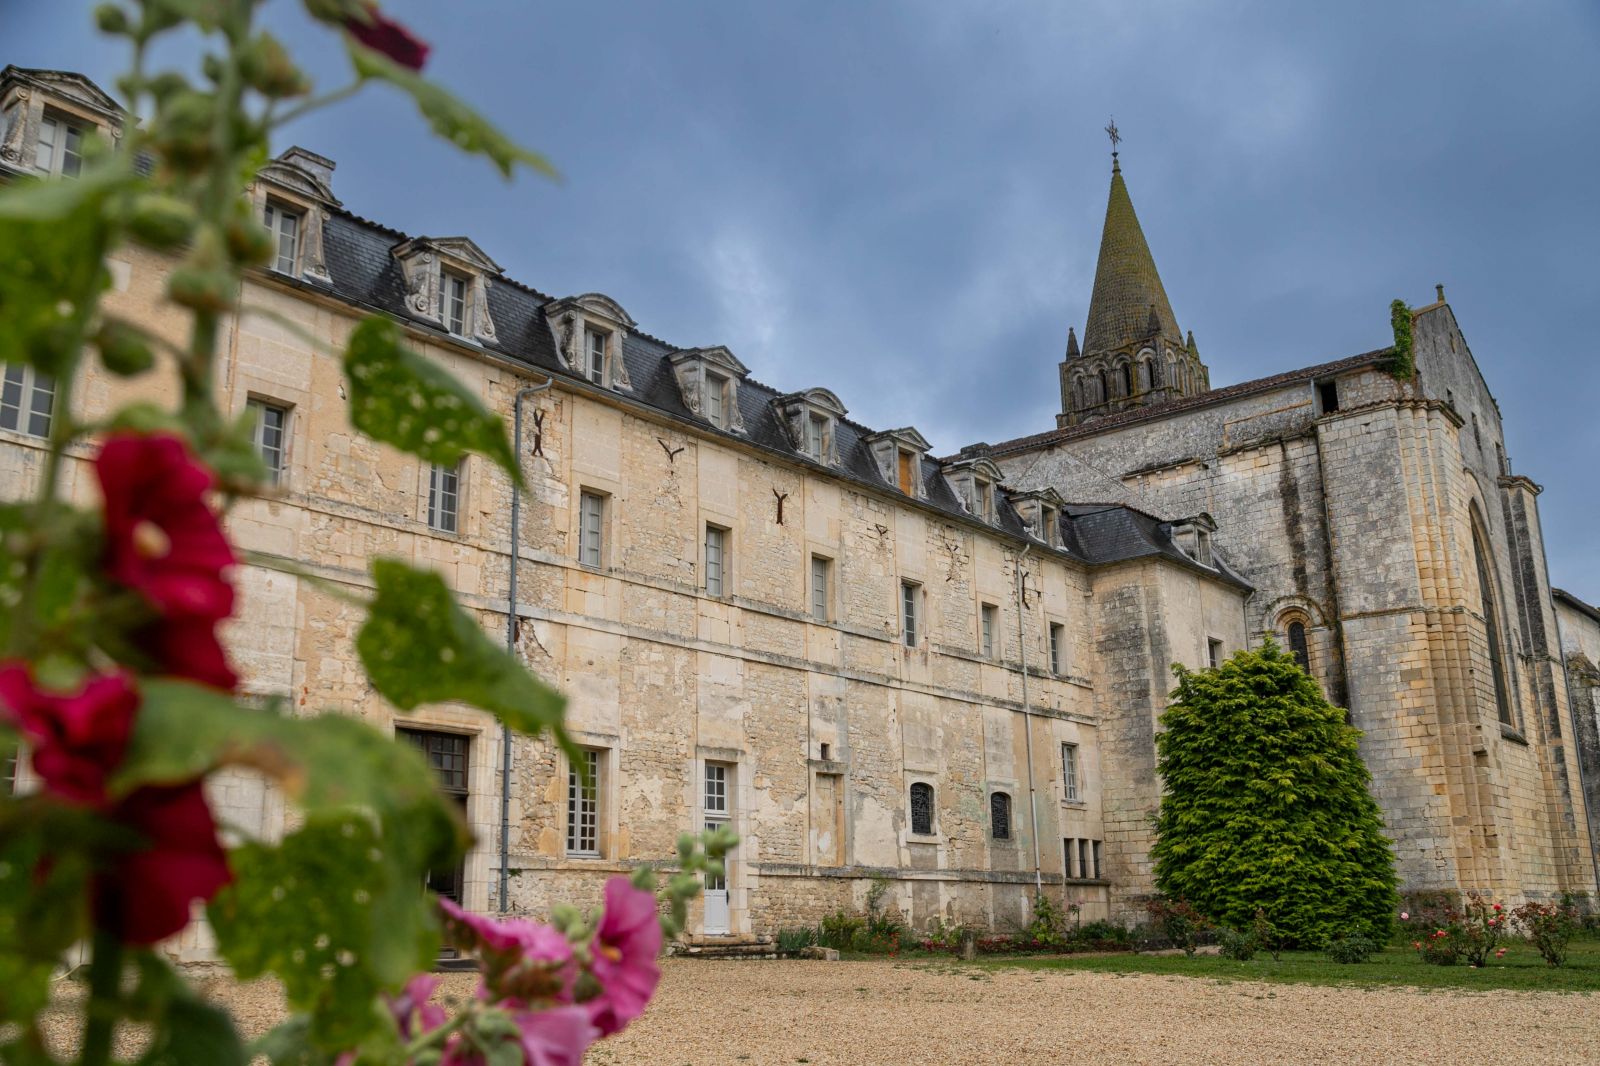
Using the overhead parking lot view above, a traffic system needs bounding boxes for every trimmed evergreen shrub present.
[1151,640,1399,947]
[1325,935,1379,964]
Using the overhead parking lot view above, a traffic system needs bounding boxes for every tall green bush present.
[1151,640,1399,946]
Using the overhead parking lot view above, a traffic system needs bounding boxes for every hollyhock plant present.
[96,433,238,689]
[585,876,663,1037]
[96,781,232,945]
[440,897,579,1002]
[0,664,138,806]
[344,2,431,70]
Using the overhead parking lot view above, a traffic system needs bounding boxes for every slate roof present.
[305,202,1242,583]
[1080,157,1181,356]
[980,348,1393,460]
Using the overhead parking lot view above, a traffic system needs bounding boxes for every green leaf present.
[0,164,131,376]
[0,799,101,1023]
[343,316,522,485]
[358,559,570,752]
[346,43,557,180]
[209,814,438,1051]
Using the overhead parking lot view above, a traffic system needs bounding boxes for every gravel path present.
[36,958,1600,1064]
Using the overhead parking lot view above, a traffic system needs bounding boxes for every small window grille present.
[909,782,933,835]
[567,749,600,855]
[989,792,1011,840]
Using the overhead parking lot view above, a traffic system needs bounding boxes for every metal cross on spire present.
[1105,117,1121,157]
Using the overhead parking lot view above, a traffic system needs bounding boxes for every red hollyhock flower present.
[96,433,238,689]
[345,3,430,71]
[0,664,138,807]
[96,782,232,945]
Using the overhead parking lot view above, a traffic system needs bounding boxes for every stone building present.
[0,67,1593,953]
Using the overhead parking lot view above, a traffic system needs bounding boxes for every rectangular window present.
[248,399,288,485]
[1,364,56,439]
[804,413,826,460]
[262,202,301,275]
[901,581,919,648]
[810,555,831,622]
[1049,622,1065,675]
[1093,840,1103,880]
[1317,380,1340,414]
[704,524,727,597]
[1079,839,1092,881]
[703,762,731,892]
[584,329,607,385]
[980,603,997,658]
[705,374,728,429]
[443,272,468,336]
[1062,743,1079,801]
[578,491,606,567]
[1195,531,1213,568]
[428,461,460,533]
[566,749,601,856]
[397,728,469,904]
[1064,838,1077,879]
[977,480,994,522]
[1207,638,1223,670]
[1040,505,1058,547]
[897,449,914,494]
[36,115,84,178]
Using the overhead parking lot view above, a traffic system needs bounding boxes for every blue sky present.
[9,1,1599,594]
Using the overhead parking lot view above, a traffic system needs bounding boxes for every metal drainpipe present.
[502,377,553,912]
[1016,544,1043,900]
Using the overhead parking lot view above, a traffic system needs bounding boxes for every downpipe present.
[1016,544,1044,900]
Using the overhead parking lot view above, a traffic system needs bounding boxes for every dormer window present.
[584,329,607,384]
[262,201,302,275]
[804,414,826,459]
[1040,504,1059,547]
[1195,530,1213,567]
[942,454,1007,526]
[1170,513,1219,569]
[668,346,747,433]
[1008,487,1066,547]
[36,113,85,178]
[773,388,848,467]
[443,270,470,337]
[975,479,994,521]
[865,428,931,498]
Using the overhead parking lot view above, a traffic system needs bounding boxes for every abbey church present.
[2,65,1596,953]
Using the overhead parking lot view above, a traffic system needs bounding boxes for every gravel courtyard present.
[40,957,1600,1064]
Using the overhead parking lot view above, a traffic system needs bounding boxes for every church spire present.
[1081,151,1181,357]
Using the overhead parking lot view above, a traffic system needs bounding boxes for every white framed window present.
[803,413,826,461]
[704,524,728,597]
[566,748,601,856]
[901,580,920,648]
[248,398,289,485]
[584,329,607,385]
[262,201,302,275]
[0,364,56,439]
[980,603,997,658]
[704,762,732,892]
[1207,638,1223,670]
[809,555,831,622]
[1049,623,1065,675]
[705,373,729,429]
[578,491,606,568]
[975,479,994,522]
[35,114,84,179]
[428,461,460,533]
[442,271,469,337]
[1062,743,1079,801]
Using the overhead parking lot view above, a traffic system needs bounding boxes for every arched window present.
[989,792,1011,840]
[1286,620,1310,673]
[1138,359,1154,392]
[1119,364,1133,397]
[1097,369,1109,405]
[909,782,934,835]
[1472,520,1514,726]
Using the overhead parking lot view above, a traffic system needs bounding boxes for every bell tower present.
[1058,127,1209,428]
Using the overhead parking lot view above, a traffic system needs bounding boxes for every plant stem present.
[79,929,124,1066]
[272,81,363,128]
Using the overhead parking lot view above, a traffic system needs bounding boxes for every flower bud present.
[95,320,156,376]
[126,193,198,250]
[238,33,311,99]
[95,3,131,35]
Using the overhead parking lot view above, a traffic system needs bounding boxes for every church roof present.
[1080,157,1181,356]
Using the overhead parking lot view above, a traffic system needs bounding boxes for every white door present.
[704,764,730,934]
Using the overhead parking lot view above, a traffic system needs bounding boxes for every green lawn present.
[950,940,1600,992]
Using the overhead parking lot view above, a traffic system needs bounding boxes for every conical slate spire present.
[1065,327,1080,359]
[1081,157,1181,356]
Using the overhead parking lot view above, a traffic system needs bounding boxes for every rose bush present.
[0,3,718,1064]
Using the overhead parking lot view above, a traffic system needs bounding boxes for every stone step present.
[675,938,778,960]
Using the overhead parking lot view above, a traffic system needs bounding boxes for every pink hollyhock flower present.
[510,1005,600,1066]
[96,434,238,689]
[1412,941,1421,949]
[389,973,449,1038]
[584,877,662,1037]
[0,664,137,807]
[439,898,578,1003]
[345,3,430,71]
[96,782,232,944]
[1399,911,1409,920]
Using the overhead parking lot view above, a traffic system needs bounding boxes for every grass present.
[955,940,1600,993]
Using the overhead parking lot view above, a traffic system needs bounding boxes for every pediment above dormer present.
[1,66,126,125]
[396,235,502,276]
[864,427,932,498]
[549,293,635,332]
[669,347,749,433]
[258,146,340,206]
[391,236,502,343]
